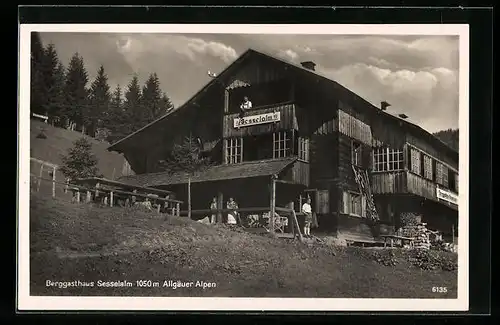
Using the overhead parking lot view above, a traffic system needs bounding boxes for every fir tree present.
[88,65,111,137]
[110,84,123,110]
[30,32,46,115]
[158,134,213,219]
[141,72,163,120]
[42,44,65,123]
[60,137,102,181]
[47,62,67,126]
[64,53,89,131]
[103,84,133,143]
[123,74,143,131]
[160,91,175,114]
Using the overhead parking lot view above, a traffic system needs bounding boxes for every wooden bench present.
[380,235,415,248]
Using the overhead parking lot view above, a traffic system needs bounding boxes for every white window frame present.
[273,131,291,159]
[372,147,404,172]
[225,137,243,164]
[298,137,310,162]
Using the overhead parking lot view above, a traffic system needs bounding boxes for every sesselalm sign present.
[234,111,281,128]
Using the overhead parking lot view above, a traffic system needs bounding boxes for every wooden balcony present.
[371,170,458,209]
[222,101,297,138]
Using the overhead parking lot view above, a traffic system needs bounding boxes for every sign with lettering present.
[234,112,281,128]
[436,187,458,205]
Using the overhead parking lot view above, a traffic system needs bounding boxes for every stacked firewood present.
[401,223,432,250]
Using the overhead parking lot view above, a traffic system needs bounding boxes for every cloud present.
[277,49,299,62]
[183,37,238,63]
[321,63,458,132]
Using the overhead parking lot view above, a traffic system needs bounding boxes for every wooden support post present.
[217,192,223,223]
[176,202,180,217]
[110,191,114,207]
[37,164,43,192]
[52,166,56,198]
[291,209,304,242]
[76,191,81,203]
[64,178,69,193]
[95,182,100,198]
[86,191,91,203]
[270,175,277,234]
[452,224,455,244]
[288,201,295,235]
[103,196,108,206]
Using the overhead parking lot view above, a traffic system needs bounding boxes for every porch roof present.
[117,157,298,187]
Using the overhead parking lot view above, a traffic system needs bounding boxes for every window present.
[342,191,365,217]
[273,131,292,159]
[351,141,362,167]
[423,155,433,180]
[225,137,243,164]
[298,137,310,162]
[454,172,459,193]
[436,162,449,187]
[372,147,404,172]
[410,148,422,175]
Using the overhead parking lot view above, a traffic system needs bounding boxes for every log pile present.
[401,223,432,250]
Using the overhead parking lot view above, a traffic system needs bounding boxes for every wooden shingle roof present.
[118,157,298,187]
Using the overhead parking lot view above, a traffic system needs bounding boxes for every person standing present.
[239,96,252,118]
[302,197,313,237]
[210,197,217,224]
[226,197,239,225]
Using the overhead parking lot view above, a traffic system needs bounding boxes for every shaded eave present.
[117,157,298,187]
[108,48,458,161]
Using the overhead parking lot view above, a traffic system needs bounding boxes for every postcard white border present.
[18,23,470,312]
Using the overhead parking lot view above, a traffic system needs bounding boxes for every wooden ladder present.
[352,165,380,221]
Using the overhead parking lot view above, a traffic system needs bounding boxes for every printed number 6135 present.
[432,287,448,293]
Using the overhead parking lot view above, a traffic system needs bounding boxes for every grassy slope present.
[30,120,126,180]
[30,194,457,298]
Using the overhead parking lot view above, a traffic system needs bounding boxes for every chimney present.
[300,61,316,71]
[380,101,391,111]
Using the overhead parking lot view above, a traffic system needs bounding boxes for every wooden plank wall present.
[225,59,286,90]
[280,160,310,186]
[291,160,310,186]
[309,133,338,183]
[371,171,408,194]
[222,103,296,138]
[337,133,372,192]
[406,134,458,170]
[371,114,407,149]
[406,171,437,200]
[337,108,372,145]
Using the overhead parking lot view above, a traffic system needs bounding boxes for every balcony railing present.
[371,170,458,208]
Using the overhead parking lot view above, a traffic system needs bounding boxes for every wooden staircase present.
[352,165,380,222]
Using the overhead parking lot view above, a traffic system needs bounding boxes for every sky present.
[39,32,460,133]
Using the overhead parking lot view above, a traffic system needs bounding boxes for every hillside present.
[433,128,459,152]
[30,194,458,298]
[30,119,127,180]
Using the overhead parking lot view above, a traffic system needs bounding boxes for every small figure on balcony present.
[239,96,252,117]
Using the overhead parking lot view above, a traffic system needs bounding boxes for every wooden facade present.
[110,48,459,241]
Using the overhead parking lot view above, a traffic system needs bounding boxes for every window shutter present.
[342,191,349,214]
